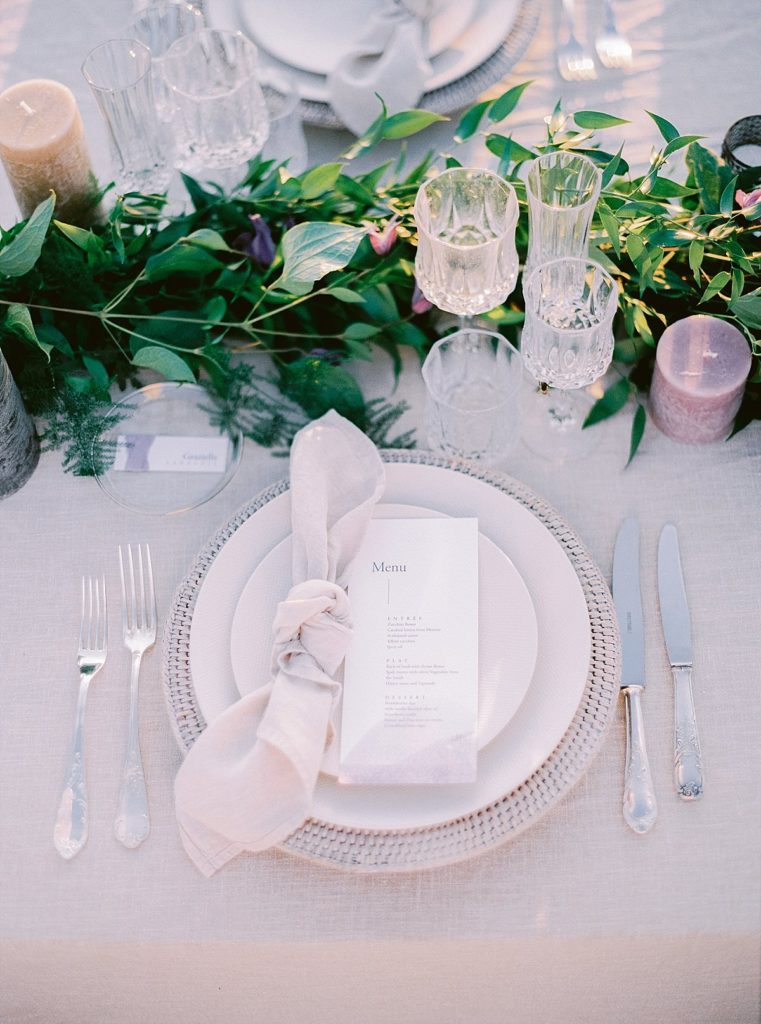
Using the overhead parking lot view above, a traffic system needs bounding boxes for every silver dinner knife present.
[657,524,704,800]
[612,517,657,833]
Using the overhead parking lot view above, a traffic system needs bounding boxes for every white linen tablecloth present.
[0,1,760,1022]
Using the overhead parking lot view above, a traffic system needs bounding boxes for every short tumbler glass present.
[422,328,523,463]
[161,28,269,175]
[524,152,601,278]
[414,168,519,317]
[82,38,171,194]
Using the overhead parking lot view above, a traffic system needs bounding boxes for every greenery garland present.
[0,86,759,473]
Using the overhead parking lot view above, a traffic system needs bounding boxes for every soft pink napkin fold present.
[174,410,385,875]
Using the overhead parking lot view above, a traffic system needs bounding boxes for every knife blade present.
[612,517,657,833]
[657,523,704,800]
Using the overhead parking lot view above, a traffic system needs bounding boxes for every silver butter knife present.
[612,517,658,833]
[658,524,704,800]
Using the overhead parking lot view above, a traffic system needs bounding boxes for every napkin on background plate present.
[174,410,385,876]
[327,0,447,135]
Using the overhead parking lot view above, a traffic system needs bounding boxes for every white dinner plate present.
[209,0,521,101]
[233,0,478,77]
[186,461,591,831]
[226,503,539,776]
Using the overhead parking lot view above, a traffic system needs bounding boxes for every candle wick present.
[18,100,36,116]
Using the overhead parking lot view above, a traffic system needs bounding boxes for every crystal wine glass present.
[524,151,601,280]
[413,167,519,320]
[521,257,619,459]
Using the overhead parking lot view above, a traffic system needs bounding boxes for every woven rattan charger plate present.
[163,451,620,872]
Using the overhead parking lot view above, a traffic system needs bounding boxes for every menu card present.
[339,517,479,785]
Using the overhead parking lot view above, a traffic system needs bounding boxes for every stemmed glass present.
[127,0,204,122]
[521,257,619,459]
[524,151,601,279]
[413,167,520,321]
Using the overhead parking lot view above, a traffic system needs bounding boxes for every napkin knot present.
[273,579,352,681]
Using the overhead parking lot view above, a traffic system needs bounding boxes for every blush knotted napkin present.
[175,411,385,875]
[327,0,446,136]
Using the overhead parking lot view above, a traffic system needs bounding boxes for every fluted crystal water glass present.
[413,168,519,318]
[128,0,204,121]
[82,38,171,195]
[422,328,523,463]
[521,257,618,457]
[161,28,269,178]
[524,152,601,279]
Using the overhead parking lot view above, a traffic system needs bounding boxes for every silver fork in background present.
[557,0,597,81]
[114,544,156,849]
[595,0,632,69]
[54,575,108,860]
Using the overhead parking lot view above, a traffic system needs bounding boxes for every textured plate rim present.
[162,451,620,872]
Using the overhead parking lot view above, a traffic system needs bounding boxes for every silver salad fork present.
[595,0,633,69]
[557,0,597,81]
[54,575,108,860]
[114,544,156,849]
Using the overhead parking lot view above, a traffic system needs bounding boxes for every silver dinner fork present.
[114,544,156,849]
[54,575,108,860]
[557,0,597,81]
[595,0,633,69]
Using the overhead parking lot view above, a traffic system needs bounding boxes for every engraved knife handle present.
[623,686,658,833]
[672,665,703,800]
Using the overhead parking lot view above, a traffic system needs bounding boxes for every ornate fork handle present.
[54,674,91,859]
[114,650,150,848]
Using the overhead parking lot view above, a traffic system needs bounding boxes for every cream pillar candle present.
[649,315,752,443]
[0,79,100,224]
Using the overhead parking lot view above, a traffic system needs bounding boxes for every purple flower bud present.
[736,187,761,210]
[245,213,276,268]
[365,215,400,256]
[411,279,433,315]
[307,347,342,365]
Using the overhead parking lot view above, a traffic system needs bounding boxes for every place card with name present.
[339,517,479,785]
[112,434,230,473]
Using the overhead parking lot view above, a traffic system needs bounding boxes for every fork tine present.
[100,574,108,651]
[79,576,86,650]
[137,544,146,631]
[145,544,156,633]
[118,546,128,636]
[127,544,138,636]
[87,576,94,650]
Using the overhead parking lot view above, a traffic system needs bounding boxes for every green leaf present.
[382,110,448,140]
[662,134,704,157]
[300,162,344,200]
[598,202,621,256]
[688,239,704,285]
[81,355,110,392]
[573,111,630,129]
[54,220,98,251]
[181,173,220,210]
[699,270,731,304]
[583,377,632,428]
[626,232,646,264]
[281,358,365,421]
[0,192,55,277]
[488,80,534,122]
[277,222,365,293]
[730,289,761,329]
[342,98,388,160]
[342,322,381,341]
[686,142,722,213]
[647,111,680,144]
[627,404,646,466]
[484,134,535,166]
[326,286,366,304]
[600,144,624,188]
[731,267,745,304]
[454,99,491,142]
[145,243,225,281]
[719,175,738,215]
[3,303,53,359]
[183,228,233,251]
[131,346,196,383]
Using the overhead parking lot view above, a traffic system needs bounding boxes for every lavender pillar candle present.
[650,315,752,443]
